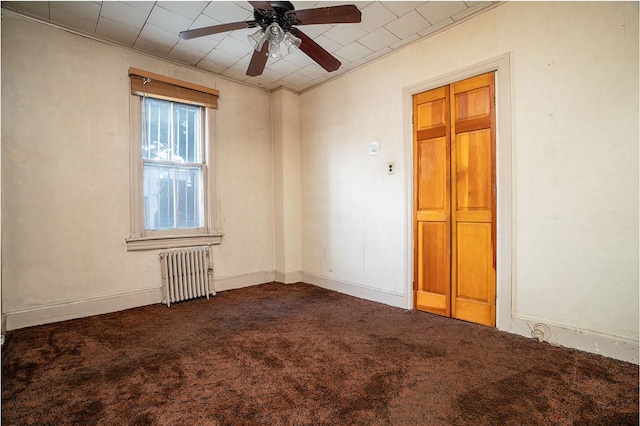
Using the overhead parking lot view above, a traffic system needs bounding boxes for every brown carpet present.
[2,282,638,425]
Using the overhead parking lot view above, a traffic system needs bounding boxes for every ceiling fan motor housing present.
[253,1,298,31]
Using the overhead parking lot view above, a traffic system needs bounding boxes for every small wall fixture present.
[368,141,379,156]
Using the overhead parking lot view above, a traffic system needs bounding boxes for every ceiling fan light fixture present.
[268,41,282,58]
[282,32,302,53]
[247,28,267,51]
[265,23,284,44]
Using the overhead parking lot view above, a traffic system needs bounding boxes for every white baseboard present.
[509,316,639,364]
[5,288,163,331]
[5,271,637,365]
[301,272,407,308]
[274,270,302,284]
[213,270,276,292]
[5,270,278,331]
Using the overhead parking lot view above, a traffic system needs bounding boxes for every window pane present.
[143,164,203,230]
[173,103,201,163]
[143,163,174,230]
[142,98,171,160]
[175,166,204,228]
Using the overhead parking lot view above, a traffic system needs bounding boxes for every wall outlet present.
[387,162,395,174]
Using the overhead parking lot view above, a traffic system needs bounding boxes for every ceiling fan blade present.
[248,1,274,11]
[287,5,361,25]
[291,29,341,72]
[180,21,255,40]
[246,43,269,77]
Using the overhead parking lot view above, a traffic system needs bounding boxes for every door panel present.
[416,222,449,315]
[455,222,493,301]
[450,73,496,327]
[455,129,492,213]
[413,87,451,316]
[417,137,447,211]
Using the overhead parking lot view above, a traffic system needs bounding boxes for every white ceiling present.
[2,1,498,92]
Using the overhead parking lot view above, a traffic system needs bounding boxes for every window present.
[143,98,204,231]
[126,68,222,251]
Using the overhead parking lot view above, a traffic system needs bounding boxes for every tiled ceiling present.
[2,1,498,92]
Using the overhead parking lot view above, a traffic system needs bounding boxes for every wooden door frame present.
[403,53,513,331]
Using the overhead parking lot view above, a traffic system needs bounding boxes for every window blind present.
[129,67,219,109]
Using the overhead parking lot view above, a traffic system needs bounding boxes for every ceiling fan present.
[179,1,362,77]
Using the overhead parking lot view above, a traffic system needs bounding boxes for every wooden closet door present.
[450,72,496,326]
[413,86,451,316]
[413,72,496,327]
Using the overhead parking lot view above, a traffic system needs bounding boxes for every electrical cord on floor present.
[525,321,561,347]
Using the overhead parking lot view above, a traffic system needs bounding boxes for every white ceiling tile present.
[168,44,207,65]
[215,36,250,57]
[95,17,140,46]
[50,8,97,34]
[366,46,392,61]
[228,27,258,43]
[188,15,230,42]
[100,2,149,29]
[222,65,251,81]
[204,48,245,67]
[176,36,218,54]
[358,2,396,32]
[344,58,367,71]
[388,33,420,50]
[243,76,282,91]
[133,38,172,56]
[202,2,253,24]
[51,1,100,22]
[418,19,453,37]
[268,58,303,76]
[138,25,180,49]
[290,2,320,12]
[357,27,399,51]
[198,60,228,74]
[417,1,468,25]
[452,1,493,21]
[256,68,286,83]
[381,1,425,18]
[334,42,373,62]
[147,7,194,35]
[283,49,315,67]
[122,1,155,13]
[296,24,333,39]
[282,72,312,86]
[312,35,343,53]
[2,2,50,19]
[297,64,326,79]
[323,24,368,47]
[384,10,429,40]
[156,1,209,21]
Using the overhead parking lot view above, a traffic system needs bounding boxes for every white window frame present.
[126,94,222,251]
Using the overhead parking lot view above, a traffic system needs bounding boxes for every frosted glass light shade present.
[282,32,302,53]
[247,29,267,51]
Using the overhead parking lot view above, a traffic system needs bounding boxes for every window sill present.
[126,233,223,251]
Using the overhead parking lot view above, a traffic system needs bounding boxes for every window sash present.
[141,98,206,233]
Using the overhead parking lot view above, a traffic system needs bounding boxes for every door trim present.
[403,53,513,330]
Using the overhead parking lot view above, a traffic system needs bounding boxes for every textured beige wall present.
[1,14,274,313]
[300,2,639,341]
[272,88,302,278]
